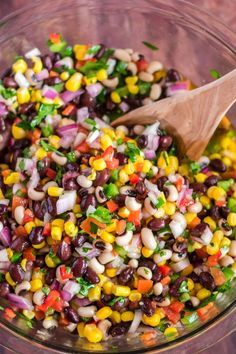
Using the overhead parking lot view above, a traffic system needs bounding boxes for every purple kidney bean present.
[209,159,226,172]
[0,282,10,298]
[94,240,106,250]
[166,68,181,82]
[37,158,50,178]
[137,135,148,149]
[57,241,72,261]
[148,218,165,231]
[112,297,129,311]
[29,226,44,245]
[191,223,207,237]
[34,255,45,268]
[64,178,79,191]
[109,324,128,337]
[118,267,134,285]
[159,135,173,150]
[11,237,30,252]
[140,297,156,317]
[94,169,110,187]
[71,233,87,248]
[115,152,128,165]
[199,271,216,291]
[9,264,25,283]
[64,307,79,323]
[80,194,97,212]
[156,176,168,191]
[190,183,207,194]
[210,206,220,220]
[45,268,56,285]
[139,260,157,272]
[0,204,8,214]
[84,267,99,284]
[41,55,53,71]
[204,175,219,187]
[220,206,230,219]
[72,257,87,277]
[3,76,18,88]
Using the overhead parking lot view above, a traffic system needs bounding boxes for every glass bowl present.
[0,0,235,352]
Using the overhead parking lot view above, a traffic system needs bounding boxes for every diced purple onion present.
[16,158,34,174]
[147,135,160,151]
[77,107,89,126]
[36,69,49,81]
[73,132,87,148]
[144,179,160,195]
[50,279,60,291]
[0,227,11,247]
[171,257,190,272]
[8,294,34,310]
[166,80,190,97]
[119,101,130,113]
[144,150,156,160]
[0,102,8,117]
[56,191,77,214]
[94,117,110,129]
[27,168,40,190]
[201,226,213,245]
[86,83,103,98]
[74,297,92,307]
[0,261,10,271]
[57,124,78,136]
[61,290,72,302]
[42,85,58,99]
[60,89,84,104]
[0,248,9,262]
[62,281,81,301]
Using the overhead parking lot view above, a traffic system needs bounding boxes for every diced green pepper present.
[181,312,198,325]
[104,183,119,198]
[217,179,234,191]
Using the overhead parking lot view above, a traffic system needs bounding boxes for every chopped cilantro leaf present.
[31,104,57,128]
[116,61,128,75]
[117,138,123,145]
[76,277,94,296]
[80,62,108,76]
[41,124,53,137]
[210,69,221,79]
[67,151,76,162]
[138,81,151,95]
[17,120,32,131]
[114,244,127,259]
[55,165,63,184]
[40,140,64,156]
[87,44,101,55]
[126,222,135,231]
[0,85,16,99]
[156,196,165,208]
[84,118,97,127]
[142,41,159,51]
[18,159,25,171]
[189,161,200,174]
[108,297,126,306]
[11,252,22,263]
[126,142,141,162]
[42,287,50,295]
[178,280,188,294]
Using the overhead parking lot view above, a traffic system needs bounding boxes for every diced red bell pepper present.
[106,158,119,170]
[129,173,140,184]
[206,251,222,267]
[38,290,63,313]
[46,168,57,179]
[23,208,34,224]
[128,209,141,226]
[60,265,73,280]
[158,265,171,276]
[43,223,51,236]
[76,141,90,153]
[164,307,181,324]
[169,301,185,314]
[136,59,148,72]
[102,146,114,161]
[107,200,119,213]
[50,33,61,44]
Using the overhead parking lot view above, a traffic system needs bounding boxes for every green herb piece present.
[114,244,127,259]
[117,138,123,145]
[153,245,161,254]
[217,279,231,293]
[157,319,169,332]
[0,85,16,99]
[18,313,34,329]
[170,274,179,283]
[22,147,30,158]
[110,169,119,182]
[181,312,198,326]
[18,159,25,171]
[104,183,119,199]
[40,140,64,156]
[126,222,135,231]
[189,161,200,174]
[80,316,90,322]
[116,61,128,75]
[76,277,94,296]
[108,297,126,306]
[0,306,4,311]
[163,151,169,165]
[42,287,50,295]
[156,196,165,209]
[179,292,191,302]
[178,280,188,294]
[115,86,129,97]
[82,247,91,253]
[87,45,101,55]
[227,197,236,212]
[60,46,73,58]
[84,118,97,127]
[17,120,32,131]
[222,267,234,281]
[142,41,159,51]
[99,48,115,63]
[126,142,141,162]
[138,81,151,95]
[11,252,22,263]
[89,206,112,224]
[48,251,61,265]
[31,104,57,128]
[198,293,217,308]
[96,88,107,104]
[80,62,108,76]
[217,179,234,192]
[52,82,64,93]
[5,189,13,199]
[210,69,221,79]
[55,165,63,184]
[67,151,77,162]
[90,222,99,234]
[41,124,53,137]
[146,169,154,179]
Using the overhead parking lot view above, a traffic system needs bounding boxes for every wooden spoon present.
[111,69,236,160]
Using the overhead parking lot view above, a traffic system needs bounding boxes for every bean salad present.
[0,33,235,344]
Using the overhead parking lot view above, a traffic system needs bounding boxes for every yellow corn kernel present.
[164,327,178,337]
[222,157,232,167]
[4,172,20,185]
[157,154,167,169]
[31,269,44,280]
[98,274,108,287]
[129,290,142,302]
[46,236,54,246]
[65,72,83,92]
[118,207,130,218]
[51,219,64,229]
[5,272,16,286]
[185,212,197,225]
[195,173,207,183]
[220,237,231,248]
[181,264,193,277]
[220,136,231,149]
[110,91,121,104]
[23,310,35,320]
[12,59,27,73]
[88,286,101,301]
[142,247,154,258]
[119,169,129,184]
[30,279,43,292]
[123,162,135,175]
[105,220,117,233]
[73,204,81,214]
[96,69,108,81]
[125,76,138,85]
[0,189,4,199]
[103,281,113,295]
[21,258,27,271]
[83,76,97,86]
[178,164,189,177]
[33,241,46,249]
[24,221,36,234]
[194,283,203,292]
[48,186,64,197]
[109,310,121,323]
[127,84,139,95]
[35,148,48,160]
[142,160,152,174]
[60,71,70,81]
[45,254,57,268]
[210,153,221,160]
[207,186,226,201]
[227,212,236,227]
[6,248,13,259]
[142,313,160,327]
[74,44,88,60]
[64,221,78,237]
[206,230,224,255]
[84,324,103,343]
[99,230,115,243]
[196,288,211,300]
[77,322,85,337]
[17,88,31,104]
[154,70,166,82]
[48,135,60,149]
[96,307,113,320]
[100,134,113,151]
[121,311,134,322]
[102,128,116,139]
[51,226,62,241]
[112,285,131,297]
[187,278,194,291]
[166,156,179,173]
[155,308,166,319]
[106,268,117,278]
[200,195,211,209]
[12,124,27,140]
[204,216,216,231]
[92,158,106,171]
[31,57,43,73]
[164,202,176,216]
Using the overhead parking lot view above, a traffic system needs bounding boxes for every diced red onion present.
[42,85,58,99]
[61,290,72,302]
[36,69,49,81]
[176,187,193,212]
[171,257,190,272]
[0,248,9,262]
[89,138,101,150]
[25,47,41,59]
[129,310,142,333]
[76,242,93,257]
[77,107,89,126]
[50,279,60,291]
[55,57,74,69]
[14,72,29,88]
[57,124,78,136]
[8,294,33,310]
[144,150,156,160]
[86,248,101,259]
[74,297,92,307]
[86,83,103,98]
[73,132,87,148]
[62,171,79,189]
[63,281,81,301]
[16,158,34,174]
[143,121,160,135]
[60,89,84,104]
[0,261,10,271]
[147,135,160,151]
[86,130,100,144]
[94,117,110,129]
[166,81,190,97]
[201,226,213,245]
[0,227,11,247]
[0,102,8,116]
[57,124,78,149]
[27,168,40,190]
[56,191,77,214]
[119,101,130,113]
[144,179,160,195]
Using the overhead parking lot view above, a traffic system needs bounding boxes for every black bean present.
[45,196,57,218]
[64,178,79,191]
[189,183,207,194]
[115,152,128,165]
[80,194,97,212]
[52,53,61,63]
[57,241,72,261]
[210,206,220,220]
[109,324,128,337]
[44,76,62,86]
[45,268,56,285]
[148,218,165,231]
[188,253,203,267]
[112,297,129,311]
[140,297,156,317]
[10,149,21,169]
[204,175,219,187]
[12,139,29,150]
[152,269,162,282]
[29,226,44,245]
[80,92,95,110]
[159,135,173,150]
[3,76,18,88]
[115,194,126,207]
[166,68,181,82]
[18,102,35,115]
[33,201,44,220]
[34,255,45,268]
[72,233,87,248]
[0,282,10,298]
[156,176,168,191]
[9,264,25,283]
[185,300,194,309]
[0,204,8,214]
[118,267,134,285]
[94,169,110,187]
[191,223,208,237]
[94,44,106,59]
[11,237,30,252]
[84,267,99,284]
[169,276,187,297]
[136,181,146,195]
[72,257,87,277]
[137,135,148,149]
[94,240,106,250]
[37,158,51,178]
[189,272,199,283]
[209,159,226,172]
[65,162,80,172]
[198,208,209,219]
[199,271,216,291]
[64,307,79,323]
[41,55,53,71]
[220,206,230,219]
[139,260,157,272]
